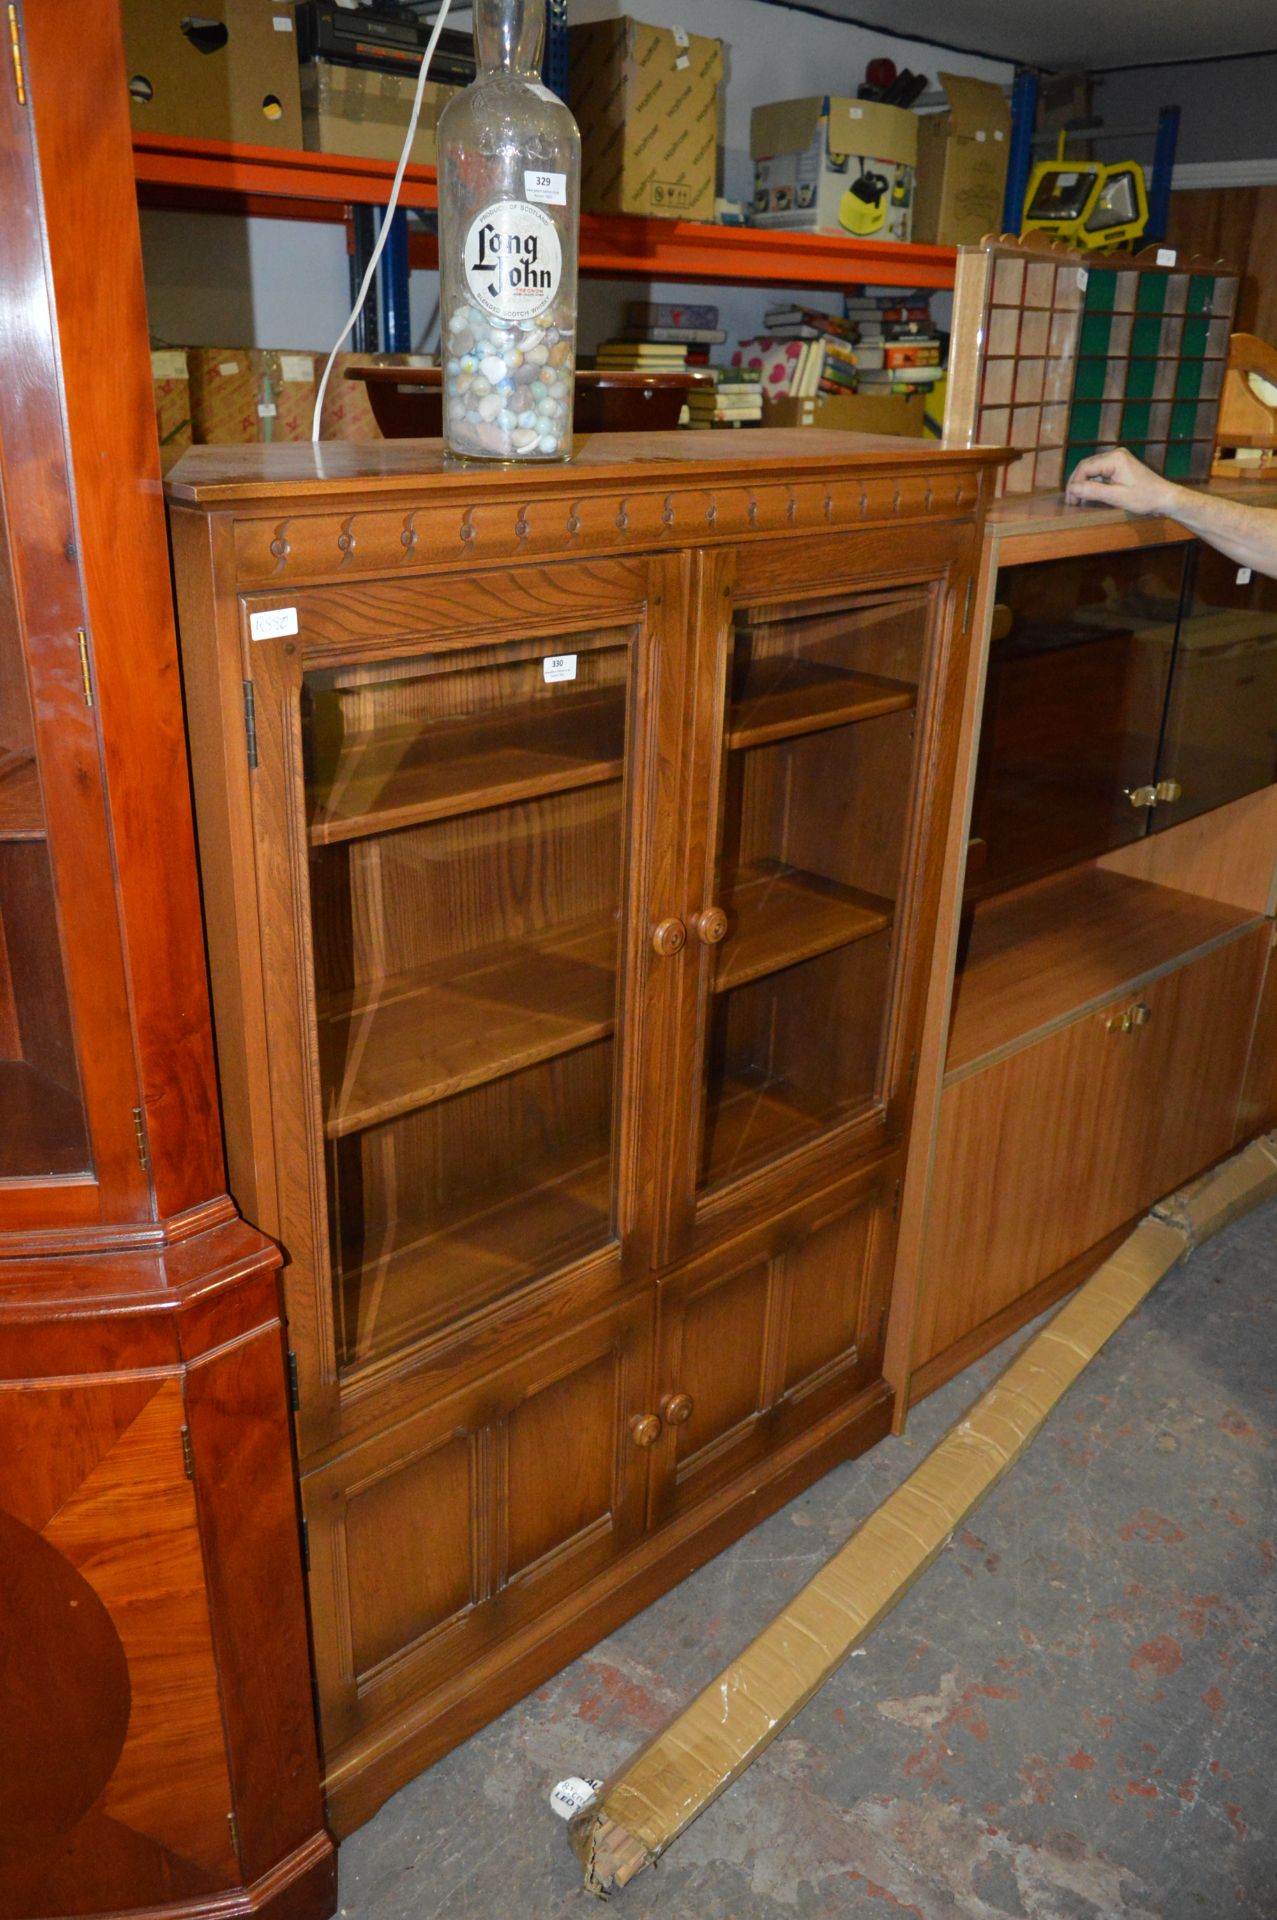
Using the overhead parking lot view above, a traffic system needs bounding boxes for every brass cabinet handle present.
[1125,784,1157,808]
[1107,999,1153,1033]
[1155,778,1183,803]
[659,1391,694,1426]
[1130,1000,1152,1027]
[651,917,686,956]
[629,1413,662,1448]
[693,906,728,945]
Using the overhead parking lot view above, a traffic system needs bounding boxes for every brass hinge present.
[962,576,975,632]
[227,1810,240,1859]
[300,1514,311,1573]
[180,1425,195,1479]
[131,1105,150,1170]
[286,1348,300,1412]
[76,630,93,707]
[7,5,25,106]
[242,680,258,770]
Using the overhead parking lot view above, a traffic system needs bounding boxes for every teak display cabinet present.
[167,431,1005,1830]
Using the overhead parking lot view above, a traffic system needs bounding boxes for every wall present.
[138,0,1013,359]
[1095,55,1277,177]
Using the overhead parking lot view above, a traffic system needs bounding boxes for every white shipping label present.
[151,349,187,379]
[550,1778,602,1821]
[675,53,690,68]
[672,26,689,46]
[1238,567,1253,585]
[1077,268,1089,291]
[543,653,577,683]
[525,169,567,206]
[219,360,241,376]
[280,352,315,382]
[1157,247,1177,266]
[250,606,299,640]
[976,129,986,142]
[273,13,293,28]
[257,401,278,418]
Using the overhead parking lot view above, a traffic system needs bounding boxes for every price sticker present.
[1237,567,1253,585]
[250,606,299,641]
[543,653,577,683]
[525,169,567,206]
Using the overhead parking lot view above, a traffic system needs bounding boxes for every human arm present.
[1065,446,1277,578]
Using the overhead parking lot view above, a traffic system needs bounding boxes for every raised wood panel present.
[1238,939,1277,1139]
[916,926,1268,1377]
[652,1165,895,1525]
[305,1294,653,1757]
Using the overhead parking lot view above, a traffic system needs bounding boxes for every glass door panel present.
[969,544,1191,897]
[698,587,930,1194]
[302,626,634,1374]
[0,526,90,1179]
[1152,543,1277,831]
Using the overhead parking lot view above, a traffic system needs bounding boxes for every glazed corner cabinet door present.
[166,433,1003,1832]
[0,7,333,1920]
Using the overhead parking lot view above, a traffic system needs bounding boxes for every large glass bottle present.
[437,0,581,463]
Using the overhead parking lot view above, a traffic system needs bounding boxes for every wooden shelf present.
[0,1060,87,1177]
[133,132,439,221]
[0,755,43,840]
[728,659,916,750]
[308,686,625,845]
[319,912,616,1138]
[947,865,1265,1079]
[716,859,892,994]
[339,1143,612,1365]
[410,213,957,291]
[701,1067,833,1188]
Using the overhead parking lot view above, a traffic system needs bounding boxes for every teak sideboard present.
[167,431,1007,1829]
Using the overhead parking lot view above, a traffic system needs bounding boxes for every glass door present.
[1151,543,1277,832]
[969,543,1192,898]
[695,583,935,1197]
[0,519,90,1182]
[298,611,639,1383]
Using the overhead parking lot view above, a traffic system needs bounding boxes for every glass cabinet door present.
[1151,543,1277,832]
[969,543,1192,897]
[696,583,935,1196]
[0,521,90,1181]
[300,617,635,1379]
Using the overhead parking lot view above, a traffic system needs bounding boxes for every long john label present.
[463,199,562,321]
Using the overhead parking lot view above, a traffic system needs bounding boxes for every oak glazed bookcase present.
[167,430,1006,1829]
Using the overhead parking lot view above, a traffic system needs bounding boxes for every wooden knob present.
[694,907,728,945]
[629,1413,662,1448]
[651,917,686,956]
[660,1391,694,1426]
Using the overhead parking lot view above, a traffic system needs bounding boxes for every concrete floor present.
[338,1194,1277,1918]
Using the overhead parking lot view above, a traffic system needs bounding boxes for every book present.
[625,300,719,330]
[621,325,727,345]
[764,304,856,341]
[596,340,689,363]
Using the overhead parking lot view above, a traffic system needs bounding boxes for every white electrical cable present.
[311,0,454,442]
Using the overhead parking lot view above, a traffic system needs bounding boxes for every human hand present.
[1065,446,1180,517]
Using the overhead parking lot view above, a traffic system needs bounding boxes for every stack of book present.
[613,300,727,368]
[685,369,763,429]
[594,339,690,373]
[844,291,944,394]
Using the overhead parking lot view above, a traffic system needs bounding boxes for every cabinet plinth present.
[169,430,1004,1831]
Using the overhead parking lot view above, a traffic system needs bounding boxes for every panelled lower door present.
[240,555,679,1455]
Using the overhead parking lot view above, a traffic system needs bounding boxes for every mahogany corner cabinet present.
[167,430,1006,1832]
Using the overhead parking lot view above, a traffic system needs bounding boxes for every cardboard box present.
[122,0,304,148]
[750,97,917,241]
[765,391,926,436]
[300,61,453,166]
[151,349,193,475]
[912,74,1011,247]
[187,349,319,444]
[570,17,724,222]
